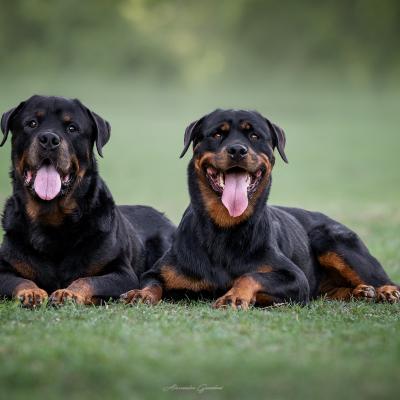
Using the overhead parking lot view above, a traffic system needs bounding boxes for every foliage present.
[1,0,399,84]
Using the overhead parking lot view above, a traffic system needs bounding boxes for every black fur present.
[122,109,398,308]
[0,95,175,307]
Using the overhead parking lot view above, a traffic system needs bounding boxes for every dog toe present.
[121,288,161,305]
[15,288,48,309]
[49,289,86,306]
[376,286,400,304]
[352,284,376,301]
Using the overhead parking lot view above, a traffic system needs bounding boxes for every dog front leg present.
[214,257,310,310]
[49,267,139,306]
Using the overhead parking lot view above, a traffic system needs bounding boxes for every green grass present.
[0,299,399,400]
[0,76,399,399]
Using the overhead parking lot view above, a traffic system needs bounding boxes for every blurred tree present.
[0,0,399,84]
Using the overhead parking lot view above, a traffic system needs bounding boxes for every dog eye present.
[27,120,38,129]
[212,132,222,139]
[250,133,259,140]
[67,125,78,133]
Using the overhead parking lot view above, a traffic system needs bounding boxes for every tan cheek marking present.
[196,173,248,228]
[55,141,72,174]
[15,151,28,176]
[26,140,40,169]
[70,155,82,177]
[193,149,273,228]
[195,151,223,172]
[194,158,259,228]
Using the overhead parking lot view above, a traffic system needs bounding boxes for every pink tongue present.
[33,164,61,201]
[221,172,250,217]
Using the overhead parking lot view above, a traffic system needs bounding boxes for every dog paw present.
[352,284,376,301]
[213,290,256,310]
[15,288,48,309]
[120,286,162,305]
[49,289,89,306]
[376,285,400,303]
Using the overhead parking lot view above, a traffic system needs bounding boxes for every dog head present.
[1,95,110,220]
[0,96,110,225]
[181,109,287,227]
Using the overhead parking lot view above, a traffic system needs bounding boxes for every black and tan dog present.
[0,95,175,308]
[122,109,399,309]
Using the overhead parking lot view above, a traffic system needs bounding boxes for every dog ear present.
[75,100,111,157]
[90,111,111,157]
[265,119,288,163]
[180,117,204,158]
[1,101,26,147]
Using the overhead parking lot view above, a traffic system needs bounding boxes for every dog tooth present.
[219,174,224,187]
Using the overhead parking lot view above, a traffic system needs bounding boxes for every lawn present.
[0,77,399,399]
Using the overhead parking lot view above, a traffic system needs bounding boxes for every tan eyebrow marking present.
[240,121,252,130]
[220,122,230,131]
[63,114,72,123]
[35,111,45,118]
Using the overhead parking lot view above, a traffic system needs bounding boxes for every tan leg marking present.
[121,285,163,305]
[49,279,94,306]
[213,275,263,310]
[160,265,214,292]
[318,252,364,286]
[376,285,400,303]
[13,281,48,309]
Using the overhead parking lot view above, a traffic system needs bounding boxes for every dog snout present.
[38,132,61,151]
[226,144,248,161]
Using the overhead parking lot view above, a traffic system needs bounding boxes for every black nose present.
[226,144,248,160]
[38,132,61,151]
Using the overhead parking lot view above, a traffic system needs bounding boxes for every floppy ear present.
[1,101,26,147]
[75,100,111,157]
[265,119,288,163]
[90,111,111,157]
[180,117,204,158]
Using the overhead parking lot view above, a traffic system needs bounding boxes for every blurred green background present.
[0,0,399,224]
[0,2,400,400]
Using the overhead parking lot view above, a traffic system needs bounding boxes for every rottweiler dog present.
[0,95,175,308]
[121,109,399,309]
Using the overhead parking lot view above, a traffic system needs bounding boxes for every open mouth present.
[205,165,265,218]
[23,159,75,201]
